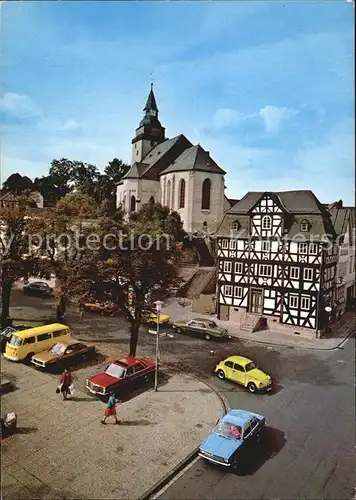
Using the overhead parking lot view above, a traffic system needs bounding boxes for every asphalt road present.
[155,334,355,500]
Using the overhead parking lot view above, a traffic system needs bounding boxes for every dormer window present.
[231,220,240,231]
[300,220,309,232]
[262,216,272,230]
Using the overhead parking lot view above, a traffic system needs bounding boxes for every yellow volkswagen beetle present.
[215,355,273,393]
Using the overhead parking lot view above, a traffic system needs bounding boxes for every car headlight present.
[223,458,229,463]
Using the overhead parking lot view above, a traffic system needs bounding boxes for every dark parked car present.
[23,282,53,297]
[172,318,231,341]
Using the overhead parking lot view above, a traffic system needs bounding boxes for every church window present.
[167,180,171,208]
[172,175,175,209]
[201,179,211,210]
[261,216,272,230]
[179,179,186,208]
[130,195,136,212]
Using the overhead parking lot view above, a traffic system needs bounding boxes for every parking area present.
[1,354,223,500]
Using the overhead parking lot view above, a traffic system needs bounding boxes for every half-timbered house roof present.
[328,205,355,237]
[213,190,337,240]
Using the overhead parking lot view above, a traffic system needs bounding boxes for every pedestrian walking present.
[101,391,120,424]
[58,368,73,400]
[78,303,84,320]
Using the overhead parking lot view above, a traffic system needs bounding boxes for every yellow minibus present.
[4,323,71,362]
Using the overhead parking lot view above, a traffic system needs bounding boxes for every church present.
[116,86,232,233]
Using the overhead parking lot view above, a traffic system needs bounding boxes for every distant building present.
[214,190,355,338]
[0,190,44,209]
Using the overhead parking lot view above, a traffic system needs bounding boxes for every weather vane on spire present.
[150,71,155,90]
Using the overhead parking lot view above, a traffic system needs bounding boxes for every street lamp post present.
[154,300,163,392]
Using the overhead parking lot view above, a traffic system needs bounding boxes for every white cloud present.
[211,109,243,130]
[60,120,81,132]
[0,92,41,119]
[259,105,297,134]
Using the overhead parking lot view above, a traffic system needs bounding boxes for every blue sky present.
[1,1,354,204]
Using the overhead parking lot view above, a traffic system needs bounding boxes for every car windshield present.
[105,363,126,379]
[50,343,66,355]
[245,362,257,371]
[9,335,23,346]
[215,420,242,440]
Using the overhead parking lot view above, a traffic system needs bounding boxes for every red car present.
[85,356,155,396]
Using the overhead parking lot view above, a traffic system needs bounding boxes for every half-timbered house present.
[214,190,352,338]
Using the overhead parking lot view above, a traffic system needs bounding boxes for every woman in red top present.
[59,369,72,400]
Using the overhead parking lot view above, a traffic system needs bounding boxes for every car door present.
[186,321,198,335]
[122,366,135,391]
[231,362,247,385]
[223,360,234,379]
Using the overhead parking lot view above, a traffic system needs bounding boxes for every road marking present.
[151,456,201,499]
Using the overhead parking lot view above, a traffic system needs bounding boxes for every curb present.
[138,370,228,500]
[234,325,355,352]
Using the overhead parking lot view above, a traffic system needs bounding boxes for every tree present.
[85,202,183,356]
[29,197,97,321]
[93,158,130,205]
[0,198,40,327]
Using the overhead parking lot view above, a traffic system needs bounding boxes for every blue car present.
[199,409,265,468]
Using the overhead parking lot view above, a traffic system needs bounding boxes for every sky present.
[0,1,354,205]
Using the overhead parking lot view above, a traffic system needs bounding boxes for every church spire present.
[143,85,158,113]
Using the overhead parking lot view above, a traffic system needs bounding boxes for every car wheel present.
[24,352,35,364]
[231,456,238,469]
[247,382,257,394]
[205,334,211,340]
[216,369,226,380]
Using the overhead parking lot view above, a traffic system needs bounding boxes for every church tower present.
[131,85,166,164]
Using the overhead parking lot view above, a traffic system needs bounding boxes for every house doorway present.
[250,288,263,314]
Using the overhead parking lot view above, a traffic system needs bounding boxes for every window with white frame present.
[229,239,237,250]
[231,221,239,230]
[262,216,272,230]
[222,239,228,249]
[298,243,308,254]
[224,285,233,297]
[289,294,299,308]
[300,295,310,310]
[223,261,232,273]
[290,266,300,279]
[234,286,243,298]
[259,264,272,277]
[235,262,243,274]
[309,243,318,255]
[300,221,309,232]
[262,240,270,252]
[303,268,313,281]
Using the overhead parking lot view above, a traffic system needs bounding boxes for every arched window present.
[130,195,136,212]
[149,196,155,204]
[179,179,186,208]
[166,180,171,208]
[300,219,309,232]
[201,178,211,210]
[262,215,272,230]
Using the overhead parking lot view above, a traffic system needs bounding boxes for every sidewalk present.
[1,357,223,500]
[162,299,355,350]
